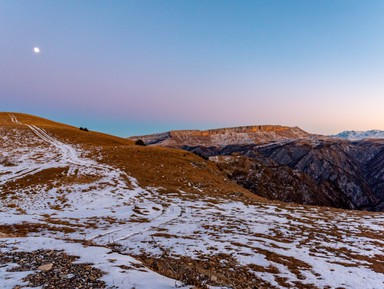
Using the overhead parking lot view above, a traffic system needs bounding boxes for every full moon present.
[33,47,40,53]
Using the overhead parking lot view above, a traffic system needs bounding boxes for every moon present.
[33,47,40,53]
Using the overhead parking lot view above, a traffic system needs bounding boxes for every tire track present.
[87,203,182,242]
[3,115,128,190]
[9,114,21,124]
[0,167,42,186]
[0,115,57,185]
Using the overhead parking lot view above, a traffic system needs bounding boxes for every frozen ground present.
[1,115,383,288]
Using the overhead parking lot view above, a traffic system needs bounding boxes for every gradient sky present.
[1,0,384,136]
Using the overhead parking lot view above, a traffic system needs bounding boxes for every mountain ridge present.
[129,125,311,147]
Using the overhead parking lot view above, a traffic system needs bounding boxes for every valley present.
[131,127,384,212]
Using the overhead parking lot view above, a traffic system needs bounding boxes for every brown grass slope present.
[1,112,260,201]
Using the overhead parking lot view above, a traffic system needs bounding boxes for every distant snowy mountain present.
[332,130,384,140]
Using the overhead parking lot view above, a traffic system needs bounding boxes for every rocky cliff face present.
[255,138,383,210]
[211,154,354,208]
[129,125,310,147]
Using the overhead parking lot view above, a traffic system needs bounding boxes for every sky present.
[1,0,384,136]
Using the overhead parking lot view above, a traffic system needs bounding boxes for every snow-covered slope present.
[332,130,384,140]
[1,113,384,289]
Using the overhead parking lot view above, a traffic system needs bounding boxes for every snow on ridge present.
[332,130,384,140]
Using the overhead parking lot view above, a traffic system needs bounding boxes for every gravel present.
[0,249,107,289]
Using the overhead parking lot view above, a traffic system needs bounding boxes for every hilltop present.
[0,113,383,289]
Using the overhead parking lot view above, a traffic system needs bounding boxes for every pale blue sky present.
[1,0,384,136]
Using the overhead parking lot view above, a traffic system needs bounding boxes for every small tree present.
[135,139,146,146]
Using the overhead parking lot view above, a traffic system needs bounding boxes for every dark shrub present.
[193,151,209,160]
[135,139,146,146]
